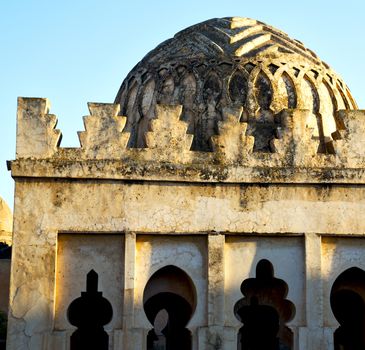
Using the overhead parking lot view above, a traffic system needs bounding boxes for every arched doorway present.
[143,265,197,350]
[330,267,365,349]
[234,259,295,350]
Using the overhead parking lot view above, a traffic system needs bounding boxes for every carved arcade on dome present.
[115,17,357,154]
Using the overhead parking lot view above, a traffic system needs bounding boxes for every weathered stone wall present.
[6,178,365,349]
[55,234,125,331]
[7,98,365,349]
[10,181,365,235]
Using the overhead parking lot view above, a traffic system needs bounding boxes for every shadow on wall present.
[0,242,11,350]
[325,237,365,349]
[50,237,365,349]
[0,311,6,350]
[139,238,298,350]
[233,239,365,350]
[143,265,196,350]
[234,259,296,350]
[330,267,365,349]
[67,270,113,350]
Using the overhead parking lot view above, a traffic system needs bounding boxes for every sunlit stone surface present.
[5,17,365,350]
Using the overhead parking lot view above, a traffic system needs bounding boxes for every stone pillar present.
[199,233,225,349]
[299,233,323,350]
[7,226,58,350]
[122,232,137,350]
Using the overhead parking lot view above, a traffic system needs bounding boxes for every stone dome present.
[115,17,357,153]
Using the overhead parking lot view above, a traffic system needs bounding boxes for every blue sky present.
[1,0,365,208]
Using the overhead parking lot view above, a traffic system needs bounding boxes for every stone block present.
[211,107,254,163]
[144,104,193,162]
[78,103,129,159]
[16,97,61,158]
[271,109,319,166]
[332,110,365,167]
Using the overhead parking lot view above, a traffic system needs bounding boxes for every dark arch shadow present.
[67,270,113,350]
[143,265,197,350]
[330,267,365,350]
[234,259,295,350]
[0,242,11,350]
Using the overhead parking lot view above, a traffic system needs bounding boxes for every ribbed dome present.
[115,17,357,152]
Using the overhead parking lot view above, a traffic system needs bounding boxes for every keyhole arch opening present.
[143,265,197,350]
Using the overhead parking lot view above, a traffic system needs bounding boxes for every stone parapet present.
[11,98,365,184]
[16,97,61,159]
[78,103,129,159]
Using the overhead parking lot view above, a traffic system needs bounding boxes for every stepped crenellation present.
[14,97,365,172]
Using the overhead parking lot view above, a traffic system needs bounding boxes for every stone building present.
[0,198,12,248]
[0,197,12,348]
[0,198,11,313]
[6,17,365,350]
